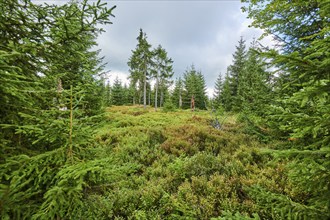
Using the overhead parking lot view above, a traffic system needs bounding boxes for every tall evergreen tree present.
[159,76,173,107]
[195,71,208,109]
[237,40,272,113]
[111,77,124,105]
[127,29,153,109]
[172,77,183,108]
[220,71,232,111]
[152,45,174,110]
[122,83,131,105]
[213,73,223,108]
[104,81,112,106]
[182,65,207,110]
[227,37,247,111]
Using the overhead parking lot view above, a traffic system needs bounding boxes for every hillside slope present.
[92,106,291,219]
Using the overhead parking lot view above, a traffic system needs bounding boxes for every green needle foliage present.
[110,77,125,106]
[213,73,223,109]
[242,0,330,218]
[128,29,153,108]
[182,65,208,110]
[172,77,184,108]
[228,37,247,111]
[237,40,273,115]
[220,71,232,112]
[152,45,174,110]
[1,0,329,218]
[0,0,115,151]
[128,30,173,109]
[0,0,118,218]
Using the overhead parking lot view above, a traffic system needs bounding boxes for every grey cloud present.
[96,1,269,95]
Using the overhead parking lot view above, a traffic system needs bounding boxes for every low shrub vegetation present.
[84,106,297,219]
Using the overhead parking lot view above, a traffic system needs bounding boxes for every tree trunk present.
[138,91,142,105]
[160,90,164,107]
[155,77,158,111]
[179,92,182,108]
[148,90,151,106]
[143,71,146,109]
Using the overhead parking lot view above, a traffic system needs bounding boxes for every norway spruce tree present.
[221,71,232,111]
[237,40,272,114]
[172,78,184,108]
[122,83,131,105]
[0,0,118,218]
[152,45,174,110]
[158,73,174,108]
[227,37,247,111]
[182,65,207,110]
[213,73,223,108]
[0,0,50,151]
[111,77,125,106]
[104,82,112,106]
[243,0,330,218]
[128,29,153,109]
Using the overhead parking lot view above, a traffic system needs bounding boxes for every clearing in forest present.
[93,105,287,219]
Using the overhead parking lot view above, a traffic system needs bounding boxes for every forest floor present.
[93,105,290,219]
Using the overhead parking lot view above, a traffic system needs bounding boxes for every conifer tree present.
[128,29,153,109]
[227,37,247,111]
[220,71,232,111]
[0,0,50,150]
[122,83,131,105]
[172,78,183,108]
[159,77,173,107]
[111,77,124,105]
[182,65,207,109]
[127,80,139,105]
[152,45,174,110]
[105,82,112,106]
[238,40,272,114]
[0,0,117,218]
[213,73,223,108]
[195,71,208,109]
[243,0,330,218]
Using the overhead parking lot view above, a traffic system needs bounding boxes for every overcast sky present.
[34,0,273,97]
[96,0,273,97]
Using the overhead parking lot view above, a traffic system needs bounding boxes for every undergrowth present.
[91,106,294,219]
[1,105,304,219]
